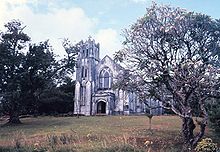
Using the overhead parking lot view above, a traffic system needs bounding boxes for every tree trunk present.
[192,122,206,147]
[182,117,195,147]
[8,111,21,124]
[182,116,207,148]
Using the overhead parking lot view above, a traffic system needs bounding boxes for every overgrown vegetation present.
[195,138,218,152]
[0,116,219,151]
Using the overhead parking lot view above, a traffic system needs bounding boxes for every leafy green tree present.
[0,20,78,124]
[115,3,220,148]
[0,20,30,124]
[57,77,75,113]
[20,41,58,115]
[38,77,75,115]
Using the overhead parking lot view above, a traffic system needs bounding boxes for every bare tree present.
[114,3,220,148]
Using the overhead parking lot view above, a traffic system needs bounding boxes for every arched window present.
[103,72,109,88]
[99,67,112,89]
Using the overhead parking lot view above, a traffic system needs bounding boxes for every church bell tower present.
[74,37,100,115]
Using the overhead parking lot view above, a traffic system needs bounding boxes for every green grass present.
[0,116,219,152]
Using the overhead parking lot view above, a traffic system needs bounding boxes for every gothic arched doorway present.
[97,101,106,114]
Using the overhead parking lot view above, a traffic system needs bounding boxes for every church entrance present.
[97,101,106,114]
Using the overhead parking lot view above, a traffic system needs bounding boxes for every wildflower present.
[34,142,39,147]
[144,140,153,147]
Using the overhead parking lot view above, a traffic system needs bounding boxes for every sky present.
[0,0,220,59]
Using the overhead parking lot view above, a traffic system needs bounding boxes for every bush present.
[208,100,220,135]
[195,138,218,152]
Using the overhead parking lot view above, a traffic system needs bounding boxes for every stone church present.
[74,38,162,116]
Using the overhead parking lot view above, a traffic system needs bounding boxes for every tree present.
[0,20,79,124]
[38,77,75,115]
[20,41,58,115]
[114,3,220,148]
[24,39,79,116]
[0,20,30,124]
[57,77,75,113]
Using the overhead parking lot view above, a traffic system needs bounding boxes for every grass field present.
[0,115,219,152]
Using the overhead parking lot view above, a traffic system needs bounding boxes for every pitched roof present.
[100,55,124,70]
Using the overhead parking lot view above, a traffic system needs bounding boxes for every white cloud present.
[95,28,121,59]
[4,0,28,5]
[0,1,98,58]
[0,1,121,59]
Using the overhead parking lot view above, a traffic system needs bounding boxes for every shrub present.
[59,133,73,145]
[195,138,218,152]
[47,134,59,147]
[208,100,220,135]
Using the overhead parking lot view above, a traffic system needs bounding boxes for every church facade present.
[73,38,147,116]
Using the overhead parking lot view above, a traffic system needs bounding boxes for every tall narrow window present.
[86,49,89,57]
[85,68,87,78]
[99,76,103,88]
[81,66,84,78]
[80,86,86,105]
[82,50,85,57]
[103,72,109,88]
[81,66,88,79]
[99,67,112,89]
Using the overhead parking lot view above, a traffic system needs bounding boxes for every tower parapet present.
[77,37,100,61]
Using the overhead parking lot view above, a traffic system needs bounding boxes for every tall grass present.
[0,116,219,151]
